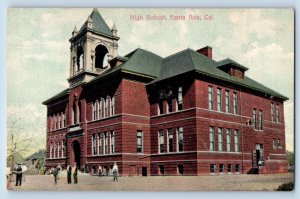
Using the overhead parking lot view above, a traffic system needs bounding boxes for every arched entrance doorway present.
[72,140,81,169]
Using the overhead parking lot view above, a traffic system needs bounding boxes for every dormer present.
[217,58,248,79]
[109,56,128,68]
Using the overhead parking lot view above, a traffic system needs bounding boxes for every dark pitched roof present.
[26,150,46,161]
[149,48,288,100]
[79,8,113,37]
[217,58,249,71]
[89,48,163,85]
[42,88,69,105]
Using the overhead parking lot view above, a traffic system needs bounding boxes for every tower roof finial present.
[93,8,99,13]
[73,25,78,32]
[112,22,117,31]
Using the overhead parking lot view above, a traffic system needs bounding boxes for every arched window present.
[73,103,77,124]
[95,45,109,69]
[57,141,60,158]
[53,142,56,158]
[53,115,56,130]
[76,46,84,71]
[78,102,81,123]
[50,142,53,158]
[61,141,65,158]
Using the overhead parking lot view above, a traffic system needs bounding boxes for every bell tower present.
[68,8,120,88]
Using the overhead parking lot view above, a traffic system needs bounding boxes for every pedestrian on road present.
[98,165,102,177]
[112,162,118,181]
[15,164,23,186]
[52,166,60,184]
[73,162,78,184]
[67,164,72,184]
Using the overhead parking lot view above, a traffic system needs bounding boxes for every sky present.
[7,8,294,156]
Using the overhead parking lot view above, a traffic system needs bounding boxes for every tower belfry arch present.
[68,8,120,88]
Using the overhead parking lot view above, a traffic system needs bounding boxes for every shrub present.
[275,182,294,191]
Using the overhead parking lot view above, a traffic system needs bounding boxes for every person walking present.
[15,164,22,186]
[73,162,78,184]
[67,164,72,184]
[112,162,118,181]
[98,165,102,177]
[52,168,58,184]
[52,166,59,184]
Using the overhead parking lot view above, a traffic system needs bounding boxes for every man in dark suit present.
[73,162,78,184]
[15,164,22,186]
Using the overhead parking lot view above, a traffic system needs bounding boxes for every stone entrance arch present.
[72,140,81,168]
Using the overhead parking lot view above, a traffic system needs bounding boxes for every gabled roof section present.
[148,48,288,100]
[151,48,217,83]
[217,58,249,71]
[120,48,163,78]
[88,48,163,85]
[79,8,113,37]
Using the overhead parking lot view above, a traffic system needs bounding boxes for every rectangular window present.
[226,129,231,152]
[233,92,238,114]
[59,115,62,129]
[159,165,164,175]
[271,103,275,122]
[228,164,232,173]
[50,144,52,158]
[259,110,263,130]
[225,90,230,113]
[111,96,115,116]
[217,88,222,112]
[93,102,97,120]
[92,134,97,155]
[104,132,108,154]
[61,141,65,158]
[273,138,277,149]
[137,131,143,153]
[158,100,164,115]
[177,165,184,175]
[110,131,115,154]
[208,86,214,110]
[105,97,109,117]
[218,128,223,151]
[210,164,216,173]
[63,114,66,128]
[53,116,56,130]
[253,109,257,129]
[177,87,183,111]
[235,164,240,172]
[276,104,280,123]
[57,143,60,158]
[278,139,282,149]
[234,130,239,152]
[168,128,173,152]
[57,115,59,129]
[219,164,224,173]
[177,127,184,152]
[99,133,103,155]
[159,130,164,153]
[99,100,103,119]
[167,98,172,113]
[53,143,56,158]
[209,127,215,151]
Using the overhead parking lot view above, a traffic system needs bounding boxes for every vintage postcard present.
[6,8,294,191]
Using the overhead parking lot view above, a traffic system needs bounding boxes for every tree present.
[7,105,46,190]
[286,150,294,166]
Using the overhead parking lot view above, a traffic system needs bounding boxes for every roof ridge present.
[163,48,190,60]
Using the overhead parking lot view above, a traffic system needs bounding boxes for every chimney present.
[196,46,212,59]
